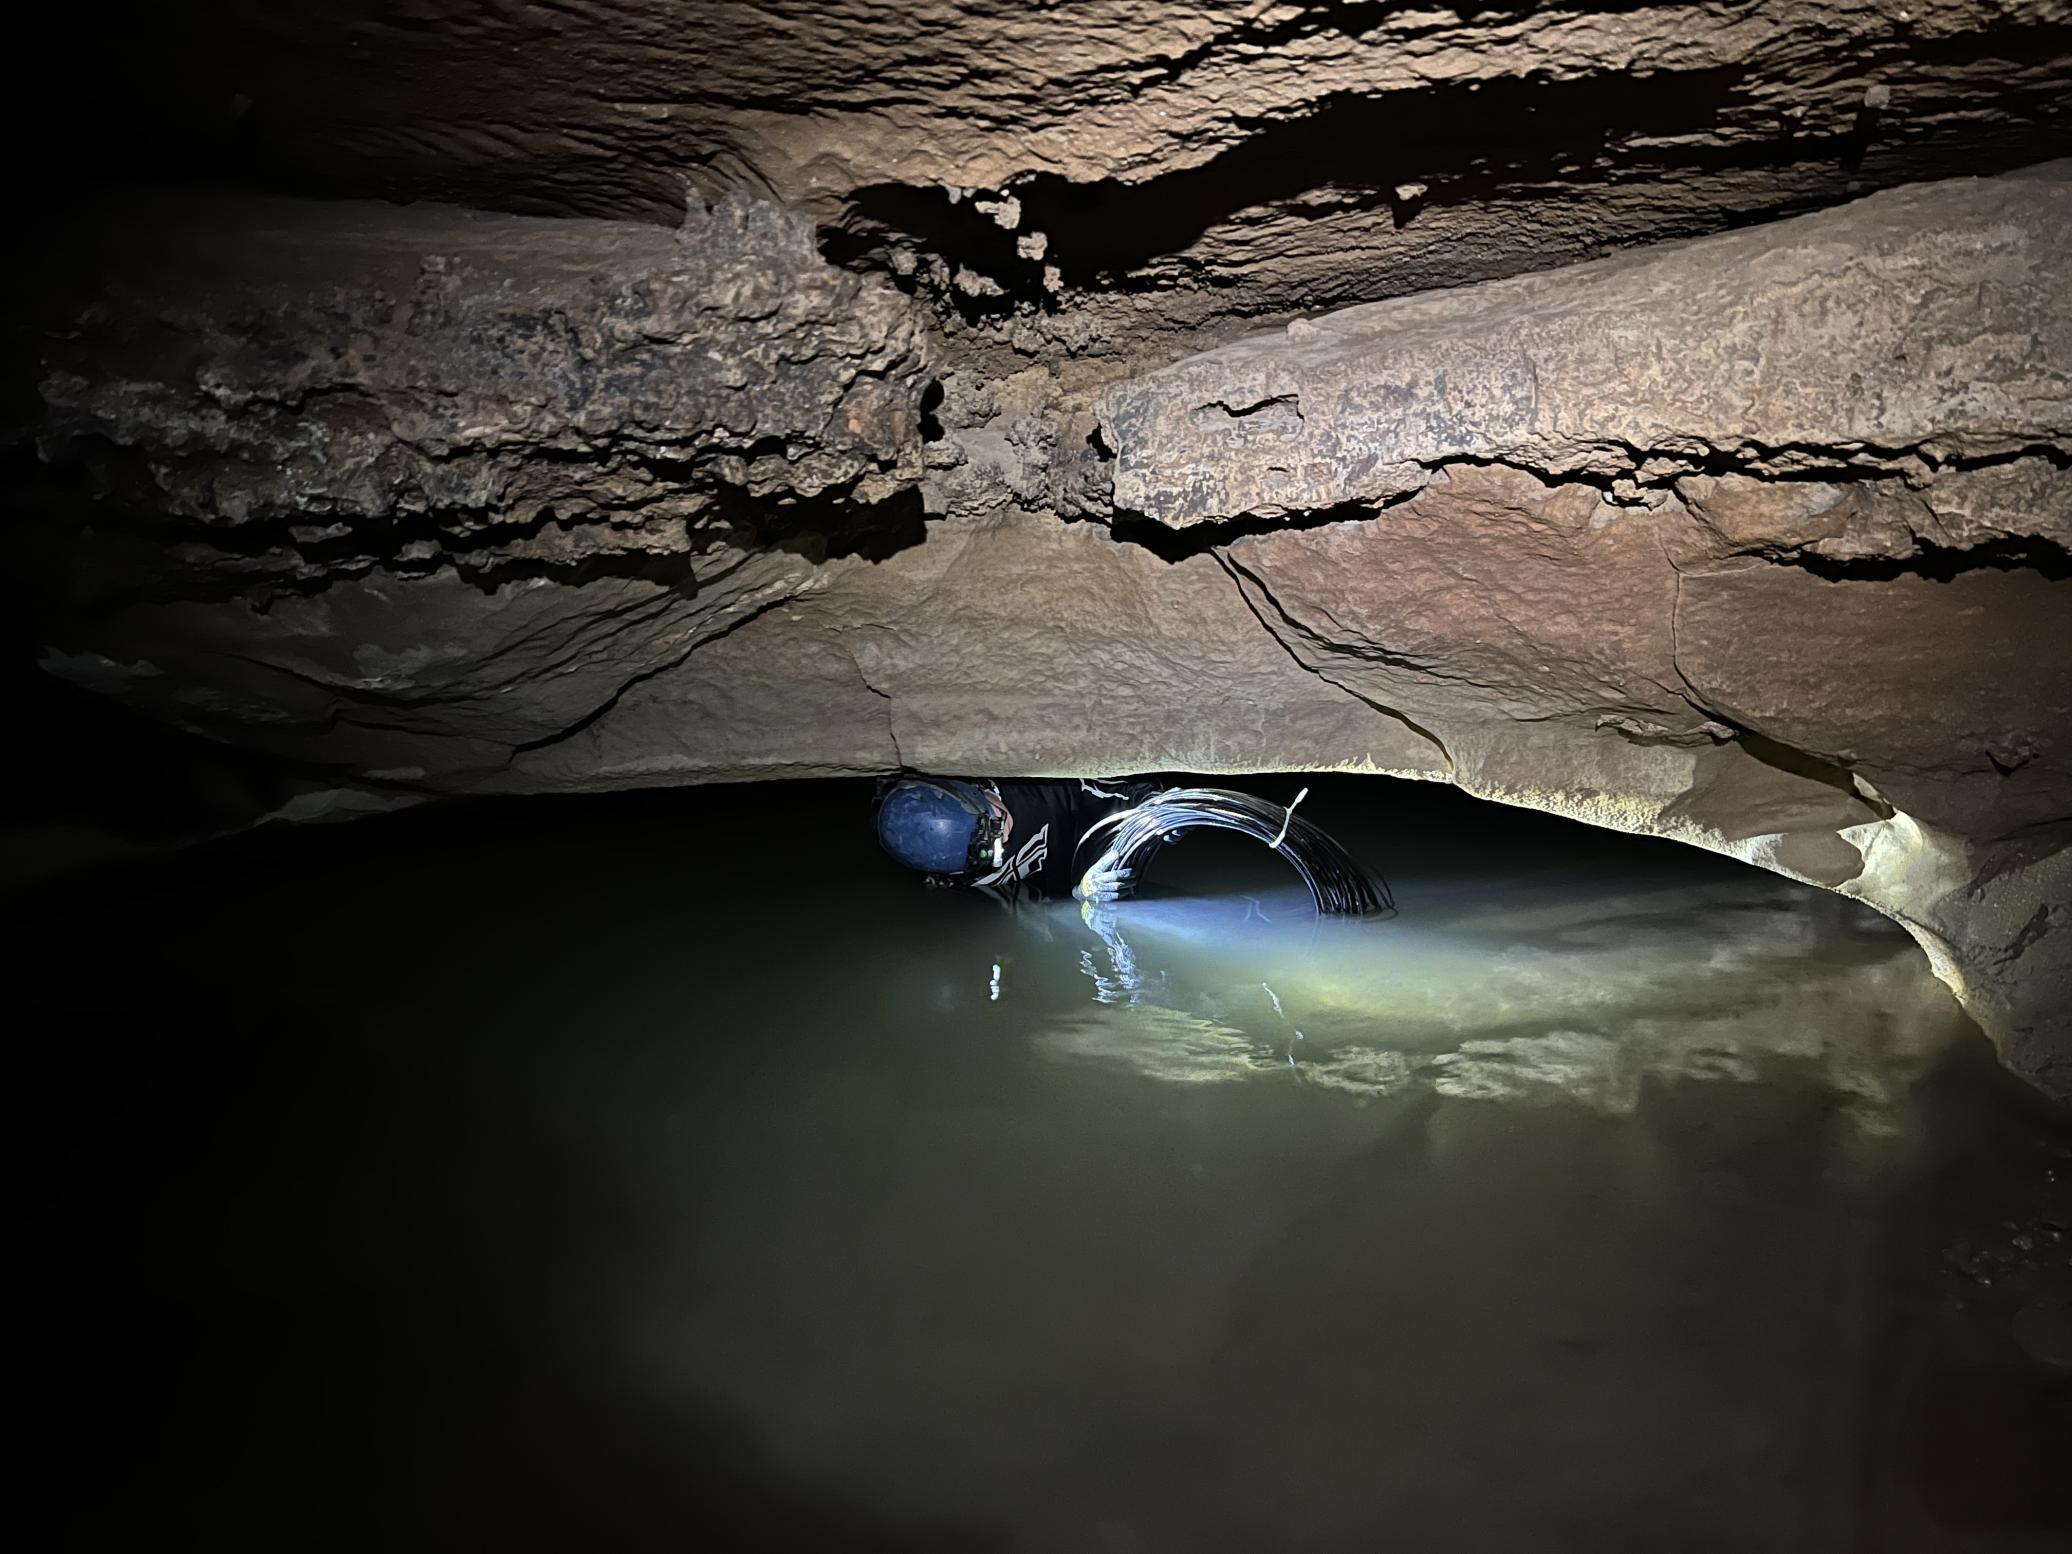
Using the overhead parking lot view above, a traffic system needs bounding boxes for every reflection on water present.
[16,780,2069,1552]
[994,871,1954,1135]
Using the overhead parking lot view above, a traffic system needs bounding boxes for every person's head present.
[876,778,1011,879]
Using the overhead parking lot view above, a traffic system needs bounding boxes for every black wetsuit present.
[967,779,1158,898]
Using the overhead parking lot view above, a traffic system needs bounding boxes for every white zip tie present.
[1267,786,1309,852]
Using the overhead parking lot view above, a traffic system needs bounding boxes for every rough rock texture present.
[1104,166,2072,522]
[1213,469,2070,1093]
[36,2,2072,352]
[29,192,931,600]
[16,191,931,773]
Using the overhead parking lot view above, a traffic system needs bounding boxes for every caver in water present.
[874,776,1392,916]
[873,776,1159,900]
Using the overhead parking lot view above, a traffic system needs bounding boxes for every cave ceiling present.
[39,2,2072,352]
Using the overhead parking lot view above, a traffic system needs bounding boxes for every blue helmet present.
[878,778,1000,876]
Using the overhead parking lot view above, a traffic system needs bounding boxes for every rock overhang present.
[1098,165,2072,528]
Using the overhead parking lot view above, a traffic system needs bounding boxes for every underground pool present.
[11,777,2069,1551]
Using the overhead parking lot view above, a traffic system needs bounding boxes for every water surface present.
[14,779,2069,1551]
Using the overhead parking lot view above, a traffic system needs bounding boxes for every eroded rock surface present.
[1102,165,2072,522]
[17,188,932,777]
[30,191,931,600]
[40,1,2072,355]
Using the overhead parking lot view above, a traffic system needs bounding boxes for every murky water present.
[13,779,2069,1551]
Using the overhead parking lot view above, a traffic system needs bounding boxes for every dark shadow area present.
[8,933,1001,1552]
[0,637,336,868]
[819,183,1055,321]
[1733,726,1897,819]
[6,436,931,614]
[1013,67,1750,286]
[917,379,947,444]
[1769,533,2072,584]
[1104,499,1398,561]
[1845,1035,2072,1545]
[712,480,931,569]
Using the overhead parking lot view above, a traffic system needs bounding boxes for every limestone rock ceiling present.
[46,1,2072,345]
[30,193,930,601]
[1102,168,2072,523]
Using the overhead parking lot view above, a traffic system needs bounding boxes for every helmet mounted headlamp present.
[875,777,1011,879]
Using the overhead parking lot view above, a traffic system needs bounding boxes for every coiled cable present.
[1074,787,1394,917]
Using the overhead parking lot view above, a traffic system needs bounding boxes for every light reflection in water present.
[988,873,1958,1132]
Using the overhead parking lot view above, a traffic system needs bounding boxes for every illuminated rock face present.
[11,133,2072,1089]
[36,2,2072,349]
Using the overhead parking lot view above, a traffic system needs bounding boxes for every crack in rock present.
[1215,549,1455,774]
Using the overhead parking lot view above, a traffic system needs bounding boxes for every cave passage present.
[11,0,2072,1543]
[13,776,2070,1549]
